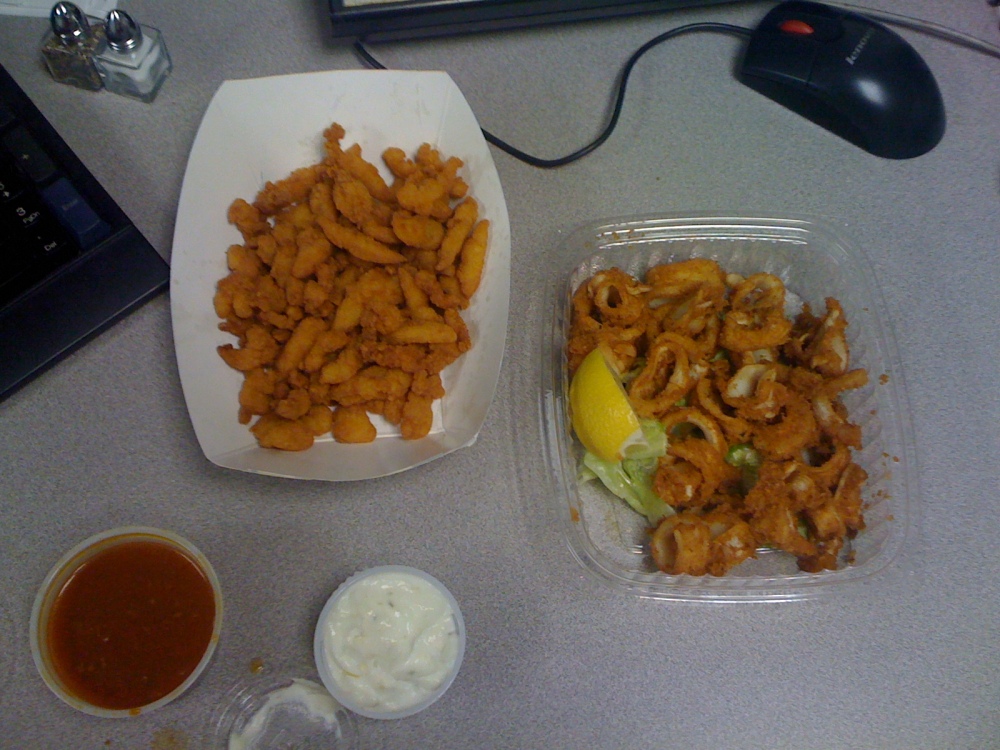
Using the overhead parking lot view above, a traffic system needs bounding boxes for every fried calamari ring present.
[567,269,649,375]
[702,508,758,576]
[649,512,712,576]
[693,376,752,445]
[571,268,649,327]
[720,273,793,352]
[659,407,728,454]
[799,437,853,487]
[646,259,727,340]
[655,437,740,509]
[588,268,650,326]
[649,508,758,577]
[627,332,706,418]
[565,324,644,376]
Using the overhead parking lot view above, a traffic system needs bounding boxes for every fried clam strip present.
[213,123,490,450]
[567,261,871,576]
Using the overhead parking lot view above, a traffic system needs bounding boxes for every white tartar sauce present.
[319,569,461,714]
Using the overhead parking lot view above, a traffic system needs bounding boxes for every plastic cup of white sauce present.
[314,566,466,720]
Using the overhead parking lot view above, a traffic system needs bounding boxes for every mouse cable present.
[355,6,999,168]
[353,22,752,169]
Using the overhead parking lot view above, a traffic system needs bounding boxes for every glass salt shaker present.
[41,2,105,91]
[93,9,172,103]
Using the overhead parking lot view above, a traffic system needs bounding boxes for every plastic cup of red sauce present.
[30,527,223,717]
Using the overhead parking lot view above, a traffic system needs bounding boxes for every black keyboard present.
[328,0,739,41]
[0,63,169,401]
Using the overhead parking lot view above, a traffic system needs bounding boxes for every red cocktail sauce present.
[47,538,217,712]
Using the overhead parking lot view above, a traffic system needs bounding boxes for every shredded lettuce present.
[578,420,671,524]
[724,442,763,493]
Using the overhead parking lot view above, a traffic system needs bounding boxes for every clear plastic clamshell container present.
[541,214,919,602]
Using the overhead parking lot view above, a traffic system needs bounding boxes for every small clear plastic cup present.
[314,566,466,720]
[209,665,361,749]
[30,526,223,717]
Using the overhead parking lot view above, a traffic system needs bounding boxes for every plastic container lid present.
[314,566,466,720]
[210,667,361,749]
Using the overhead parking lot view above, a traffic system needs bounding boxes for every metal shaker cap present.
[105,9,143,52]
[50,2,91,43]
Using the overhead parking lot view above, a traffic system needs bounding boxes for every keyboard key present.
[2,125,58,183]
[4,191,46,233]
[41,177,111,248]
[0,158,24,201]
[27,215,73,262]
[0,206,73,306]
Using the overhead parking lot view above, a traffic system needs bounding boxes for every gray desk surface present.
[2,1,999,748]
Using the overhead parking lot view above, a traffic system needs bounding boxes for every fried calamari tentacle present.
[785,297,851,376]
[751,387,819,460]
[832,461,867,534]
[811,392,863,448]
[650,409,736,509]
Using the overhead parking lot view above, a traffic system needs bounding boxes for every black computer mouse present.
[738,0,945,159]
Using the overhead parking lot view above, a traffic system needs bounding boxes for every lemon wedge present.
[569,347,646,462]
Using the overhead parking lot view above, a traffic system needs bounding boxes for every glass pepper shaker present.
[41,2,105,91]
[93,10,172,103]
